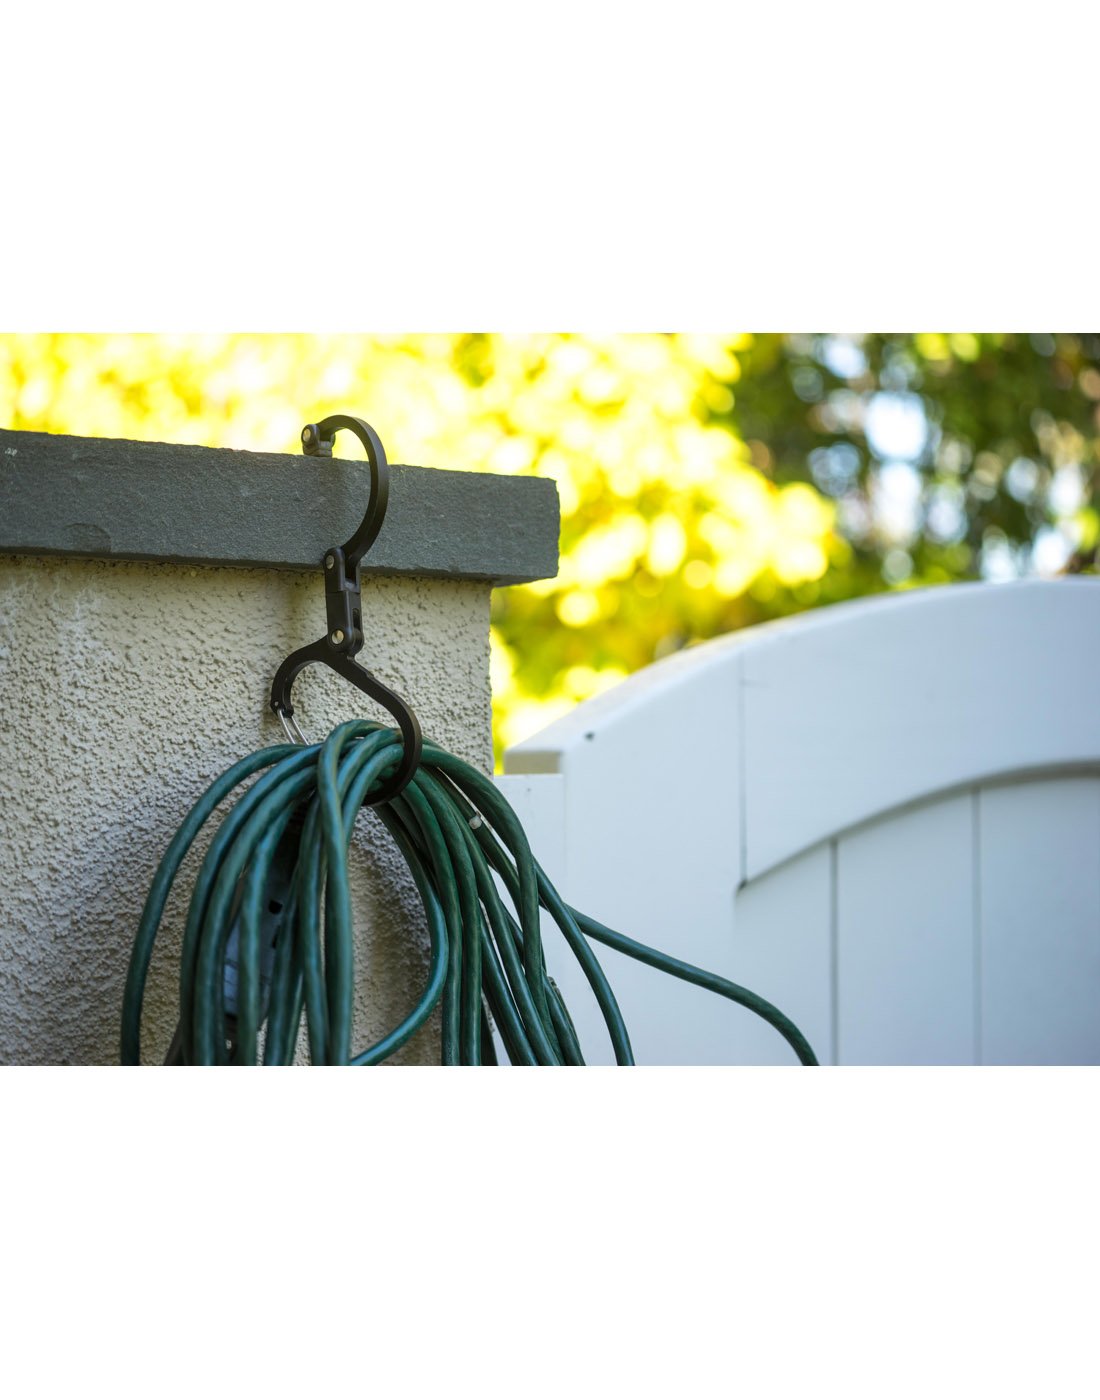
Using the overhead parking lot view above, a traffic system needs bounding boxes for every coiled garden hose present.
[121,720,818,1066]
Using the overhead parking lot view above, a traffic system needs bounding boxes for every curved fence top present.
[505,579,1100,880]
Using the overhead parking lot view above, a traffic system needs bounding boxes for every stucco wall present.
[0,554,493,1065]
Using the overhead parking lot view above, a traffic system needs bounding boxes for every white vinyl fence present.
[496,580,1100,1065]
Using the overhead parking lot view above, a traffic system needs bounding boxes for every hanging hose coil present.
[121,720,818,1067]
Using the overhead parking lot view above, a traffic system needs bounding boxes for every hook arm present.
[301,414,390,567]
[270,643,422,804]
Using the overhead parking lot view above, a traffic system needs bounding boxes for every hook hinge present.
[323,546,363,654]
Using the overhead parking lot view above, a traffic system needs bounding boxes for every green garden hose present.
[121,719,818,1066]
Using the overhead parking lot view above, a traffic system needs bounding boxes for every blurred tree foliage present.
[728,332,1100,587]
[486,333,1100,753]
[2,333,1097,760]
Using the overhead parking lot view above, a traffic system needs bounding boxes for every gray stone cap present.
[0,428,560,586]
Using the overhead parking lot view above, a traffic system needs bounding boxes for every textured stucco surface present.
[0,554,493,1065]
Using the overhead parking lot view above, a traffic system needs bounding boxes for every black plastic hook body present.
[270,415,422,803]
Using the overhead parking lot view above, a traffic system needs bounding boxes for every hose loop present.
[122,721,818,1068]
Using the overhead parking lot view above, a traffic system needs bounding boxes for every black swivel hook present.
[269,414,422,804]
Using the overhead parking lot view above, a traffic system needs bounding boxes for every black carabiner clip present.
[269,414,422,804]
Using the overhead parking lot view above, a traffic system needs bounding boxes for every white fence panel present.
[837,795,976,1065]
[497,580,1100,1065]
[501,654,746,1064]
[979,776,1100,1065]
[731,845,834,1064]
